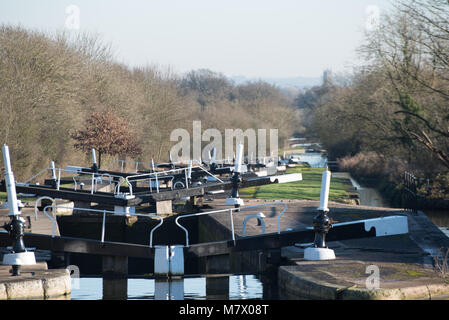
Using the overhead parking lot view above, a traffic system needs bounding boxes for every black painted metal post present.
[3,215,27,276]
[210,162,217,174]
[1,144,35,275]
[50,160,57,188]
[209,148,217,174]
[312,210,332,248]
[227,144,245,210]
[91,148,99,172]
[412,175,418,213]
[230,171,242,209]
[169,152,175,170]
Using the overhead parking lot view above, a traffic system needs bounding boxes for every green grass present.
[0,192,38,203]
[404,270,427,277]
[240,167,353,201]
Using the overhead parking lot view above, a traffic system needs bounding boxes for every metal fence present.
[403,171,418,213]
[403,171,429,213]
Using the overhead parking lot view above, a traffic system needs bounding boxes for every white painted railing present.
[23,166,119,194]
[33,196,57,237]
[34,198,287,248]
[174,202,288,247]
[107,158,200,172]
[39,204,163,246]
[24,167,52,185]
[115,163,223,196]
[242,213,266,236]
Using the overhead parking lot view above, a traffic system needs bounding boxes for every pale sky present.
[0,0,392,78]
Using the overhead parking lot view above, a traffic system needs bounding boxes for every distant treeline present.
[0,25,300,179]
[295,0,449,199]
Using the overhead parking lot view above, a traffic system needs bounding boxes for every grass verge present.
[240,167,353,201]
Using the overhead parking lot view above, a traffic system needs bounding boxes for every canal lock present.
[55,208,282,274]
[55,208,281,299]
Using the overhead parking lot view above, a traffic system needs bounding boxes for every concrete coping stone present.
[279,264,449,300]
[0,264,71,300]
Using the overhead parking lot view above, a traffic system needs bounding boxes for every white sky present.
[0,0,392,78]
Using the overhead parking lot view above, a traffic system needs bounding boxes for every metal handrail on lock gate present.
[174,202,288,247]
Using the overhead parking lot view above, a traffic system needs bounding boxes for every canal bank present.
[332,172,388,208]
[199,199,449,299]
[335,172,449,239]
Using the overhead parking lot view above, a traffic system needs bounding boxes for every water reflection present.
[71,274,264,300]
[237,275,246,299]
[103,278,127,300]
[356,187,388,207]
[422,210,449,238]
[290,153,327,168]
[154,279,184,300]
[423,210,449,228]
[206,277,229,300]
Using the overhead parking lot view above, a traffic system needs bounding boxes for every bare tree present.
[360,1,449,169]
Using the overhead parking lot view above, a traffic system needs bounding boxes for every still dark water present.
[423,210,449,238]
[340,172,449,238]
[70,274,271,300]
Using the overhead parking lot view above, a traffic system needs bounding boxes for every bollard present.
[304,169,336,261]
[2,215,33,276]
[1,145,36,275]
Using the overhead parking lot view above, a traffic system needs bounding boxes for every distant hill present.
[230,75,322,89]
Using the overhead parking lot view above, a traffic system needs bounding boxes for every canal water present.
[71,274,273,300]
[290,152,327,168]
[333,172,388,208]
[338,170,449,235]
[423,210,449,238]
